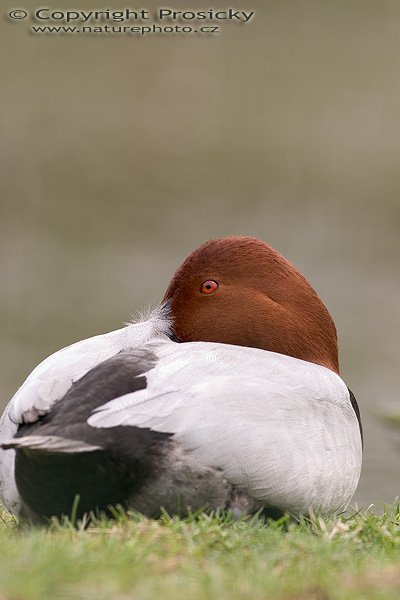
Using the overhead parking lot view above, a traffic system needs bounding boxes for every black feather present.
[13,350,173,521]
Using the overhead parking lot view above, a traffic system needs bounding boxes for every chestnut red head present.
[162,236,339,373]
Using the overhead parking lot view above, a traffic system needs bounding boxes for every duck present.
[0,236,362,522]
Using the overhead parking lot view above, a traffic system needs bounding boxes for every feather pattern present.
[0,319,362,516]
[87,339,362,513]
[0,308,170,513]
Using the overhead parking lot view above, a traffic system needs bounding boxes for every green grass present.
[0,506,399,600]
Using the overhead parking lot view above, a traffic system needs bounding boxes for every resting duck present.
[0,236,362,521]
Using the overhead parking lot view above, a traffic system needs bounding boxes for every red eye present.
[200,280,219,295]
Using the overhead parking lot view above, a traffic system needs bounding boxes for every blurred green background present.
[1,0,399,508]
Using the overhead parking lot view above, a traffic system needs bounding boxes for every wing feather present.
[0,313,169,511]
[0,330,362,515]
[88,342,362,513]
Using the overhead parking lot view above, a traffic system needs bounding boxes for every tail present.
[4,428,170,522]
[2,435,101,453]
